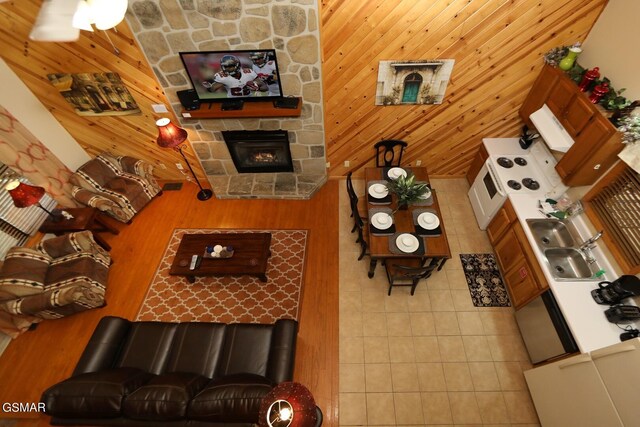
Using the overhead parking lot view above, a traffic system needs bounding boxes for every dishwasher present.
[515,290,579,364]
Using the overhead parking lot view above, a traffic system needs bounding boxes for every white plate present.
[387,167,407,180]
[396,233,419,253]
[368,183,389,198]
[418,212,440,230]
[371,212,393,230]
[419,188,432,200]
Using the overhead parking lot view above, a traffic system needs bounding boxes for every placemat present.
[388,232,426,255]
[412,208,442,237]
[367,180,392,204]
[369,207,396,235]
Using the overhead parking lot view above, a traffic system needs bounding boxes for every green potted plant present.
[385,173,430,211]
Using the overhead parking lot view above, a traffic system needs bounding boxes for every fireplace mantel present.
[181,98,302,119]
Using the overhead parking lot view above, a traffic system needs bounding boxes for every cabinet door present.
[487,207,511,245]
[466,144,489,185]
[556,117,620,186]
[524,354,623,427]
[563,94,594,136]
[591,338,640,426]
[546,78,574,119]
[494,228,524,273]
[503,257,540,308]
[519,65,560,126]
[512,222,548,290]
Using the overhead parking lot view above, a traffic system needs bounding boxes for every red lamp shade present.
[156,118,188,148]
[6,180,45,208]
[259,382,318,427]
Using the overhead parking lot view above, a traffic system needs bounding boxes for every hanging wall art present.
[375,59,455,106]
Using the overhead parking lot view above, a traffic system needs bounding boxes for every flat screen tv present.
[179,49,284,103]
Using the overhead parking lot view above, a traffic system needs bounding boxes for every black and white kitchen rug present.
[460,253,511,307]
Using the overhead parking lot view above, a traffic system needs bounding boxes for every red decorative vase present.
[579,67,600,92]
[589,82,609,104]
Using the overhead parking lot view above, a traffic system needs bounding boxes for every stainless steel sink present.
[526,218,576,249]
[543,248,595,280]
[525,219,598,281]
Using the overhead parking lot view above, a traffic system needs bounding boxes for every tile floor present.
[339,178,541,426]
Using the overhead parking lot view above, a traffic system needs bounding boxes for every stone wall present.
[126,0,325,199]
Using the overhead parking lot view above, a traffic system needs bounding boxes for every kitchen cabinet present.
[525,338,640,427]
[466,143,489,185]
[488,199,548,308]
[518,64,623,187]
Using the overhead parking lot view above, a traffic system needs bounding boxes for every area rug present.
[460,253,511,307]
[136,229,308,324]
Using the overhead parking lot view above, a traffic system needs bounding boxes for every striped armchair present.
[70,153,161,223]
[0,231,110,337]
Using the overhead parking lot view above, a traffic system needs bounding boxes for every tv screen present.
[179,49,284,102]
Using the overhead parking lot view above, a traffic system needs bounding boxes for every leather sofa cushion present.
[42,367,153,418]
[123,372,209,421]
[187,373,273,423]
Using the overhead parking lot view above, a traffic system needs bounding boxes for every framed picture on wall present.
[375,59,455,106]
[47,72,141,116]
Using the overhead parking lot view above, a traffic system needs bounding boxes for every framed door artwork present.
[47,72,141,116]
[375,59,455,106]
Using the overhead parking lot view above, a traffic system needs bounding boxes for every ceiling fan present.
[29,0,128,42]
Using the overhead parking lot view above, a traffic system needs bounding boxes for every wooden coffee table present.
[169,232,272,283]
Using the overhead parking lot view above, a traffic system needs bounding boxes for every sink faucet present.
[580,230,604,263]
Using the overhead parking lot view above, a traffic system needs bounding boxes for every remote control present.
[189,255,199,270]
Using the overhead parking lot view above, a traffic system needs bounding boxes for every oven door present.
[468,160,507,230]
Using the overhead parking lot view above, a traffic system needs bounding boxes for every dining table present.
[364,166,451,278]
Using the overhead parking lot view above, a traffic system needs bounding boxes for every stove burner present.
[497,157,514,168]
[522,178,540,190]
[514,157,528,166]
[507,180,522,190]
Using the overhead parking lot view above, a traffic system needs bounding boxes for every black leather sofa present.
[41,316,298,426]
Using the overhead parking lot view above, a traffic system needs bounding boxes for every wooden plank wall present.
[321,0,608,178]
[0,1,203,181]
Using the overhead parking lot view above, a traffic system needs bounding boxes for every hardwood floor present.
[0,180,339,426]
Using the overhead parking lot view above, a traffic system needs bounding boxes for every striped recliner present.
[0,231,110,337]
[70,153,161,223]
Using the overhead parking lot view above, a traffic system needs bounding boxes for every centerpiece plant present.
[385,173,430,212]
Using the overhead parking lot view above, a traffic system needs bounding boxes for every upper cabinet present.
[519,65,623,187]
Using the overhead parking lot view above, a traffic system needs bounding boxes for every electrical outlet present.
[326,162,331,168]
[344,160,350,167]
[159,163,167,169]
[152,104,168,113]
[176,163,184,170]
[416,160,422,166]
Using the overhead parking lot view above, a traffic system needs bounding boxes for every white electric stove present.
[469,138,567,229]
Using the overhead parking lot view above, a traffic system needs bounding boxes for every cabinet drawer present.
[487,208,511,245]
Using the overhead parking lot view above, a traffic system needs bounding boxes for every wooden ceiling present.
[321,0,608,178]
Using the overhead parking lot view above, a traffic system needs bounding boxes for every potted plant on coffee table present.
[385,173,430,212]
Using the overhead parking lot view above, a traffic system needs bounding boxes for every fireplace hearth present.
[223,130,293,173]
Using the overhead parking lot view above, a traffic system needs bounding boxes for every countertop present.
[508,193,631,354]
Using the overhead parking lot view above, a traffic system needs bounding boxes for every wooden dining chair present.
[384,258,437,295]
[346,172,367,234]
[374,140,408,167]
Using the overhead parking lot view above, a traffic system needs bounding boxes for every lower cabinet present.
[488,199,548,308]
[524,338,640,427]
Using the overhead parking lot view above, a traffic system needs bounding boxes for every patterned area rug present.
[460,253,511,307]
[136,229,308,323]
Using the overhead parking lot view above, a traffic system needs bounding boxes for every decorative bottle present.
[559,46,582,71]
[578,67,600,92]
[589,82,609,104]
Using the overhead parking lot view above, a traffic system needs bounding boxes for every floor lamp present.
[156,118,213,201]
[6,180,62,221]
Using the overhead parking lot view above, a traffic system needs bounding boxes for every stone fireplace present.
[126,0,326,200]
[223,130,293,174]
